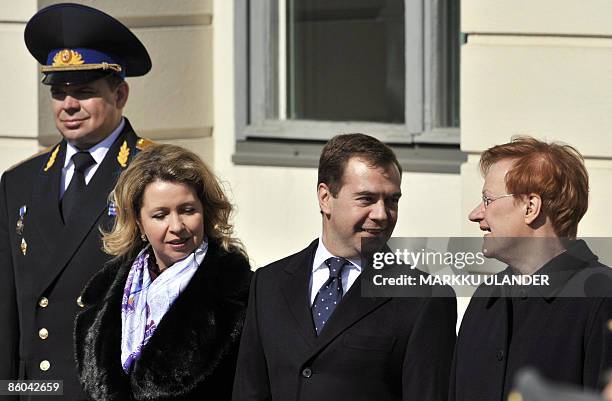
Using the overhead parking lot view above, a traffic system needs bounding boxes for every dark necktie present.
[61,151,95,223]
[311,257,349,335]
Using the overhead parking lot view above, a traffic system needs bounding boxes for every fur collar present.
[74,241,252,401]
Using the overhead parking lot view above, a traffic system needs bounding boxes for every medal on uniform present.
[16,219,24,235]
[16,205,26,235]
[20,238,27,255]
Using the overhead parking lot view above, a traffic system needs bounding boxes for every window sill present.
[232,138,466,174]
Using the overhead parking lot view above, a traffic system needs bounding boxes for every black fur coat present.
[74,241,252,401]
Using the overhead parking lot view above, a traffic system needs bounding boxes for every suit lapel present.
[310,273,391,356]
[30,142,65,252]
[35,126,138,297]
[279,240,393,355]
[279,240,319,349]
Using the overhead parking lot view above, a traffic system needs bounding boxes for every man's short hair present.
[318,133,402,197]
[479,136,588,239]
[104,74,125,90]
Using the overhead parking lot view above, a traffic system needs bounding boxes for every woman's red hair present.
[480,136,588,239]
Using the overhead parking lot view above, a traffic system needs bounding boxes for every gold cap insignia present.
[117,141,130,168]
[44,145,60,172]
[52,49,85,67]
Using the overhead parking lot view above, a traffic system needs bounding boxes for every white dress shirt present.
[60,118,125,198]
[309,238,362,305]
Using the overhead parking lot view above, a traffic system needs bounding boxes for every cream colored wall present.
[0,1,40,172]
[461,1,612,237]
[462,0,612,36]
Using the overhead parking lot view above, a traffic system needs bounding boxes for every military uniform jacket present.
[232,239,457,401]
[450,240,612,401]
[74,241,252,401]
[0,120,143,400]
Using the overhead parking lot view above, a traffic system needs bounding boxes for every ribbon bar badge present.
[16,205,27,235]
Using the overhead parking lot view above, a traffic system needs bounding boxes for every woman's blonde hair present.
[102,144,246,261]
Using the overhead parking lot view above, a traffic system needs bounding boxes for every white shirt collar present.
[64,117,125,167]
[312,237,362,273]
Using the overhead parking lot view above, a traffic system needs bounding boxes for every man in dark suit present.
[233,134,457,401]
[0,4,152,400]
[451,137,612,401]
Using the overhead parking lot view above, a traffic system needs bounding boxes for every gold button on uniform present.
[38,297,49,308]
[39,328,49,340]
[76,296,85,308]
[608,319,612,331]
[39,360,50,371]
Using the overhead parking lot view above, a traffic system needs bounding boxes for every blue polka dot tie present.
[312,257,349,335]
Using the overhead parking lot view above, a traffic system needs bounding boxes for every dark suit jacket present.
[450,240,612,401]
[74,240,252,401]
[0,120,144,401]
[232,239,457,401]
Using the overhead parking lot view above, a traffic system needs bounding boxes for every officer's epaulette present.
[116,138,155,168]
[136,138,155,151]
[5,144,59,172]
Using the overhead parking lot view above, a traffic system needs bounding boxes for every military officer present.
[0,3,152,400]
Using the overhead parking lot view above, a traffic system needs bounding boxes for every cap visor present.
[42,70,117,85]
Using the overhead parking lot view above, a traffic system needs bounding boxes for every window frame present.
[234,0,464,171]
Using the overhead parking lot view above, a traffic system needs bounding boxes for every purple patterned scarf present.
[120,240,208,373]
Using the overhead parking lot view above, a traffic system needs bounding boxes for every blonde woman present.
[74,144,251,401]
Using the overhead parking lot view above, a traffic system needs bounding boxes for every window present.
[234,0,465,171]
[288,0,405,124]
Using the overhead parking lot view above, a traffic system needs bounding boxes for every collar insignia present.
[117,141,129,168]
[44,145,59,172]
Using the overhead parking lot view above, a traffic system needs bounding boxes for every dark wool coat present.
[74,241,252,401]
[0,120,143,401]
[450,240,612,401]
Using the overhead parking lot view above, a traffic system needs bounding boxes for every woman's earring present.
[141,233,148,242]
